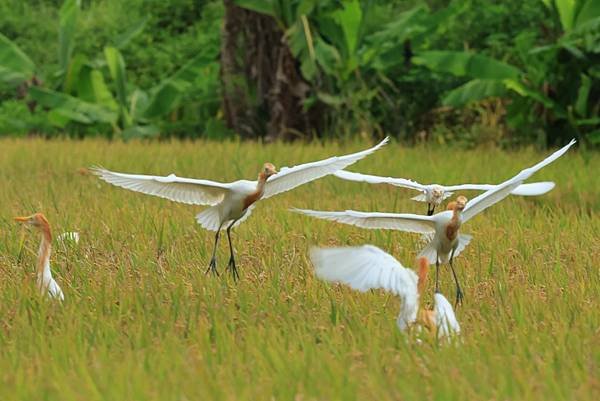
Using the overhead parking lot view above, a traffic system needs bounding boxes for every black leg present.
[435,256,440,293]
[427,204,434,216]
[226,220,240,282]
[206,223,224,276]
[449,248,464,307]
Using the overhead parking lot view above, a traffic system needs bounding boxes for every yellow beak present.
[14,216,30,223]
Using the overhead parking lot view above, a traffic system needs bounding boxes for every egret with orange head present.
[296,139,576,305]
[92,138,389,280]
[310,246,460,339]
[14,213,64,301]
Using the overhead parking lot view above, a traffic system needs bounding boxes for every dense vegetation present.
[0,0,598,146]
[0,138,597,400]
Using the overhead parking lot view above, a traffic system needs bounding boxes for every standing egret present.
[14,213,64,301]
[295,139,576,305]
[91,137,388,279]
[310,246,459,339]
[334,170,555,215]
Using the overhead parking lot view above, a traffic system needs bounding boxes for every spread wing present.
[293,209,436,234]
[262,137,389,199]
[310,245,419,329]
[462,139,575,222]
[91,167,233,206]
[333,170,426,191]
[444,181,555,196]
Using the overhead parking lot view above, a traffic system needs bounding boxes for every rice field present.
[0,138,598,400]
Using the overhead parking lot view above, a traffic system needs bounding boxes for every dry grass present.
[0,138,598,400]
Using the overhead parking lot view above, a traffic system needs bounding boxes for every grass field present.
[0,138,598,401]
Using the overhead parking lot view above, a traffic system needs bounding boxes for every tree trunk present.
[220,0,318,141]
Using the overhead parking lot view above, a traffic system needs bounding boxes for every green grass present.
[0,138,598,401]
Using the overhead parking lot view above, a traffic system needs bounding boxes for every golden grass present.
[0,138,598,400]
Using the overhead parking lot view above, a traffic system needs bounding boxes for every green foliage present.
[0,0,224,139]
[0,33,35,87]
[0,0,597,145]
[422,0,600,146]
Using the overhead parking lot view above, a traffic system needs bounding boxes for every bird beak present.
[14,216,29,223]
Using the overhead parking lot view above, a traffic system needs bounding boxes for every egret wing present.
[262,137,389,199]
[334,170,426,191]
[434,293,460,338]
[462,139,575,223]
[310,245,419,329]
[293,209,436,234]
[444,181,555,196]
[91,167,232,206]
[509,181,555,196]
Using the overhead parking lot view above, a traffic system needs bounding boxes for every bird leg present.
[427,204,435,216]
[449,249,464,306]
[435,256,440,293]
[226,220,240,282]
[206,224,223,276]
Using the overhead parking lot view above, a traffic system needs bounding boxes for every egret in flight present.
[310,246,460,339]
[334,170,555,215]
[92,137,389,280]
[14,213,64,301]
[295,139,576,305]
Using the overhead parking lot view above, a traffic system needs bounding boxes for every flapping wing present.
[310,245,419,329]
[91,167,232,206]
[434,293,460,339]
[262,137,389,199]
[509,181,555,196]
[334,170,426,191]
[444,181,555,196]
[462,139,575,223]
[293,209,436,234]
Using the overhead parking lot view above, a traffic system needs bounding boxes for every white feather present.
[262,137,389,199]
[434,293,460,339]
[309,245,419,330]
[90,167,232,206]
[57,232,80,244]
[462,140,575,222]
[293,209,436,234]
[334,169,425,191]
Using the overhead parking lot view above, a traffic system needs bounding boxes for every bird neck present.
[256,171,268,192]
[243,172,268,210]
[36,229,53,288]
[450,207,462,225]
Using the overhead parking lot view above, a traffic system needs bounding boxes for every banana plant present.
[414,0,599,144]
[0,0,210,139]
[0,33,36,87]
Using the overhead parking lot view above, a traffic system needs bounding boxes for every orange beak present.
[14,216,30,223]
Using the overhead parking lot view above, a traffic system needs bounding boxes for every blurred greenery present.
[0,0,598,146]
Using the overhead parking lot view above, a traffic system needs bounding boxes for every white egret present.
[310,246,459,339]
[295,139,576,305]
[91,137,389,279]
[15,213,64,301]
[334,170,555,215]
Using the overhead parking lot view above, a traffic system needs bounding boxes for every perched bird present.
[295,139,576,305]
[310,246,459,339]
[91,137,389,280]
[14,213,64,301]
[334,170,555,215]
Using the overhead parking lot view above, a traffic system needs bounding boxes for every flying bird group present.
[13,137,576,340]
